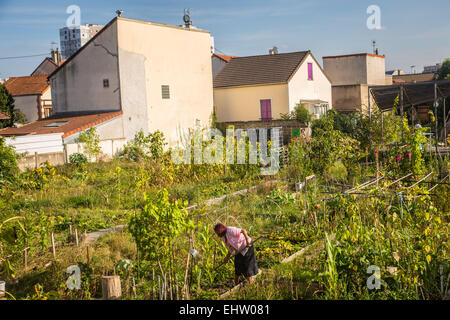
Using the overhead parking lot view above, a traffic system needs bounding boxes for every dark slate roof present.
[213,51,309,88]
[392,72,437,83]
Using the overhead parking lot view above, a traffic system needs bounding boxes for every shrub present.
[69,153,88,166]
[119,130,167,161]
[280,104,312,124]
[0,137,20,184]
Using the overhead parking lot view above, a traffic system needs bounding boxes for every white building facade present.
[59,24,103,59]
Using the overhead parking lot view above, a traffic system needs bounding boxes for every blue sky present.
[0,0,449,78]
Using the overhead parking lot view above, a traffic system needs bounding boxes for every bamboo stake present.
[197,269,202,293]
[175,275,179,300]
[407,172,433,189]
[86,245,90,266]
[158,275,161,300]
[69,224,72,235]
[386,173,413,188]
[152,269,155,300]
[184,232,192,299]
[51,232,56,258]
[164,273,167,300]
[23,247,29,269]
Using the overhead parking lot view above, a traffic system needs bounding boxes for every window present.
[260,99,272,120]
[44,121,68,127]
[161,85,170,99]
[307,63,313,80]
[103,79,109,88]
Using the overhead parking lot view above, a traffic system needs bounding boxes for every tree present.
[437,59,450,80]
[0,83,27,129]
[436,60,450,133]
[77,127,101,161]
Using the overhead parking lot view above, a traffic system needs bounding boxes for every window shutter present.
[161,85,170,99]
[308,63,313,80]
[260,99,272,120]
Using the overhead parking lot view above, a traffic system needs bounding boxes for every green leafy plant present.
[77,128,101,161]
[0,137,20,185]
[280,104,312,124]
[69,153,88,167]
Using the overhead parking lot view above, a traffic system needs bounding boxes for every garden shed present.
[368,80,450,150]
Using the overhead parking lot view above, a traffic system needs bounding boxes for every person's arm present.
[241,229,251,247]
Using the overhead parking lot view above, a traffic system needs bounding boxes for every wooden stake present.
[101,275,122,300]
[69,224,72,235]
[86,245,90,266]
[51,232,56,258]
[75,228,79,246]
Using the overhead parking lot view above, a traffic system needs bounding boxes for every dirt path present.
[82,180,279,244]
[83,225,127,244]
[219,235,334,299]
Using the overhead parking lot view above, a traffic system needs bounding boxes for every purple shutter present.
[260,99,272,120]
[308,63,313,80]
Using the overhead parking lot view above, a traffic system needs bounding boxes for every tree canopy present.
[437,58,450,80]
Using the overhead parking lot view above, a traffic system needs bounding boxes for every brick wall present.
[216,119,311,145]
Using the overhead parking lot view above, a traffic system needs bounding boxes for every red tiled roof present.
[0,112,10,120]
[0,111,122,138]
[213,53,238,63]
[3,75,49,96]
[323,53,385,59]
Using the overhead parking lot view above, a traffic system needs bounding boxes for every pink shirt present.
[224,226,251,256]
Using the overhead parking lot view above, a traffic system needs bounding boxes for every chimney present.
[269,46,278,55]
[51,48,61,65]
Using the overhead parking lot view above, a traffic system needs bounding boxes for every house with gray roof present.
[213,50,332,122]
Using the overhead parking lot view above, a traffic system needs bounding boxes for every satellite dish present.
[183,14,190,23]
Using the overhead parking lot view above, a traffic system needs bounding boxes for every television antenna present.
[50,41,57,51]
[183,8,192,28]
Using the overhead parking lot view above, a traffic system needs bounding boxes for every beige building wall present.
[323,55,368,85]
[50,19,121,114]
[331,84,376,113]
[117,18,214,146]
[288,53,332,113]
[214,84,289,122]
[323,54,387,86]
[324,54,387,112]
[366,55,388,85]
